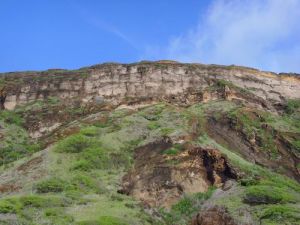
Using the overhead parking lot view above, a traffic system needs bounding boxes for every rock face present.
[119,138,237,208]
[191,206,237,225]
[1,61,299,110]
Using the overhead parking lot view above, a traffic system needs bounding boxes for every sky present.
[0,0,299,73]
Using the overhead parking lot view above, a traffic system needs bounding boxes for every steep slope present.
[0,61,299,225]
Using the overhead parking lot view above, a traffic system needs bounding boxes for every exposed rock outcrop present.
[206,112,300,181]
[119,139,237,208]
[1,61,299,110]
[191,206,237,225]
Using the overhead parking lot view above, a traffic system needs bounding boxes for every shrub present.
[194,186,216,201]
[0,110,24,126]
[171,197,195,216]
[147,121,161,130]
[20,195,70,208]
[35,177,67,193]
[0,139,40,165]
[70,146,111,171]
[0,199,20,213]
[71,159,93,171]
[44,208,74,224]
[55,134,94,153]
[47,96,60,105]
[44,208,61,217]
[260,205,300,224]
[244,185,296,204]
[292,140,300,152]
[70,174,97,192]
[82,147,109,168]
[76,216,129,225]
[20,196,51,208]
[163,144,184,155]
[109,152,131,169]
[240,176,260,186]
[160,128,174,136]
[163,148,180,155]
[160,188,216,224]
[80,126,98,137]
[285,99,300,114]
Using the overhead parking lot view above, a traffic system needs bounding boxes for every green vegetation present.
[227,108,278,156]
[160,187,215,225]
[163,143,184,155]
[197,134,300,224]
[258,205,300,225]
[292,139,300,152]
[244,185,297,204]
[55,134,96,153]
[0,110,24,126]
[147,121,161,130]
[0,199,20,213]
[285,99,300,115]
[0,195,73,225]
[0,195,70,212]
[1,99,299,225]
[35,177,67,193]
[76,216,129,225]
[0,110,40,165]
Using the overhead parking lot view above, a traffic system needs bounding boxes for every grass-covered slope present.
[0,99,300,225]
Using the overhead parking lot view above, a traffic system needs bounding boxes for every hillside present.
[0,61,300,225]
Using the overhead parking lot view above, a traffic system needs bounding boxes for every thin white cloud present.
[147,0,300,73]
[71,2,138,50]
[85,15,139,50]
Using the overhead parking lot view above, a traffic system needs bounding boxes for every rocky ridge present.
[1,61,299,110]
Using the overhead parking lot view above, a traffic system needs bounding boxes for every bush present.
[163,148,180,155]
[82,147,110,169]
[76,216,129,225]
[292,140,300,152]
[55,134,95,153]
[0,144,40,165]
[0,110,24,126]
[160,128,174,136]
[20,195,70,208]
[160,188,216,224]
[44,208,74,224]
[109,152,131,169]
[194,186,216,201]
[163,144,184,155]
[47,96,60,105]
[147,121,161,130]
[244,185,296,204]
[0,199,20,213]
[70,174,97,192]
[80,126,98,137]
[240,176,260,186]
[171,197,195,216]
[260,205,300,224]
[71,159,93,171]
[285,99,300,114]
[35,177,67,193]
[71,147,111,171]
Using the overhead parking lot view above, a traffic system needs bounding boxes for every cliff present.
[1,61,299,110]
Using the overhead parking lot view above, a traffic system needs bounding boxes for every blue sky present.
[0,0,299,73]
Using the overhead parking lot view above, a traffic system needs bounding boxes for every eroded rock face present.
[206,114,300,181]
[191,206,237,225]
[119,139,237,208]
[1,62,299,110]
[189,148,238,187]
